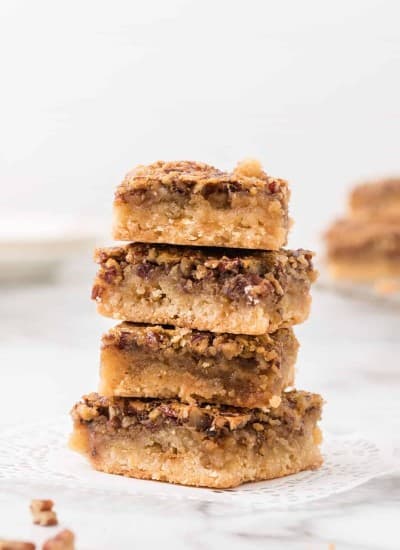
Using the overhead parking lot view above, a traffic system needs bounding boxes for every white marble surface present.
[1,261,399,550]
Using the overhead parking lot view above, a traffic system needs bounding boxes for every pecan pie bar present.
[92,244,317,335]
[99,323,298,408]
[350,177,400,222]
[70,391,323,489]
[113,159,290,250]
[325,218,400,281]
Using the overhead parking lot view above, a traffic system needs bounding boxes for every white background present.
[1,0,399,247]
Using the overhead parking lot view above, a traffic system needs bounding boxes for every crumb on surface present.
[0,541,35,550]
[233,158,264,178]
[42,530,74,550]
[30,500,58,527]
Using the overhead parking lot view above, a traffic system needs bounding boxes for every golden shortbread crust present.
[100,323,298,408]
[113,159,290,250]
[92,243,317,335]
[70,391,323,489]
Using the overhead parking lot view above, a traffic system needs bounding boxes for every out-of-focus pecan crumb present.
[42,530,74,550]
[30,500,58,527]
[233,158,264,178]
[0,541,35,550]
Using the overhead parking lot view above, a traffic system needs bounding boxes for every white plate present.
[316,266,400,307]
[0,213,98,282]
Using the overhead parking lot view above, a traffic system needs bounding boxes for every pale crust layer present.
[113,159,290,250]
[70,391,323,489]
[92,244,317,335]
[99,323,298,408]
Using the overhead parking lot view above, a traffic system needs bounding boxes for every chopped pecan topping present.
[91,284,104,301]
[252,422,265,432]
[94,243,316,306]
[135,262,155,280]
[115,159,288,206]
[71,391,323,439]
[102,322,296,361]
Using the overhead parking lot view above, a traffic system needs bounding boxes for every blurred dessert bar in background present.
[92,243,317,335]
[113,159,290,250]
[349,177,400,222]
[325,219,400,281]
[99,323,298,409]
[70,390,323,489]
[325,176,400,287]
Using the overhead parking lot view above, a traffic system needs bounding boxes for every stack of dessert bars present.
[71,159,323,489]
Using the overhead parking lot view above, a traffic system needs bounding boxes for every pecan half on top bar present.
[70,391,323,489]
[92,244,317,335]
[113,159,290,250]
[99,323,298,408]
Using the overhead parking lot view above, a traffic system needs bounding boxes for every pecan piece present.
[0,541,35,550]
[42,530,74,550]
[30,500,58,527]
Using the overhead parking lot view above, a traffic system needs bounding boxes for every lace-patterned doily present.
[0,418,396,508]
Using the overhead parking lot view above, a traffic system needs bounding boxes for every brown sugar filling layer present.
[99,323,298,408]
[92,243,317,335]
[113,159,290,250]
[70,391,323,489]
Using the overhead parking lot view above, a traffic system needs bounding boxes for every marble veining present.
[0,263,399,550]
